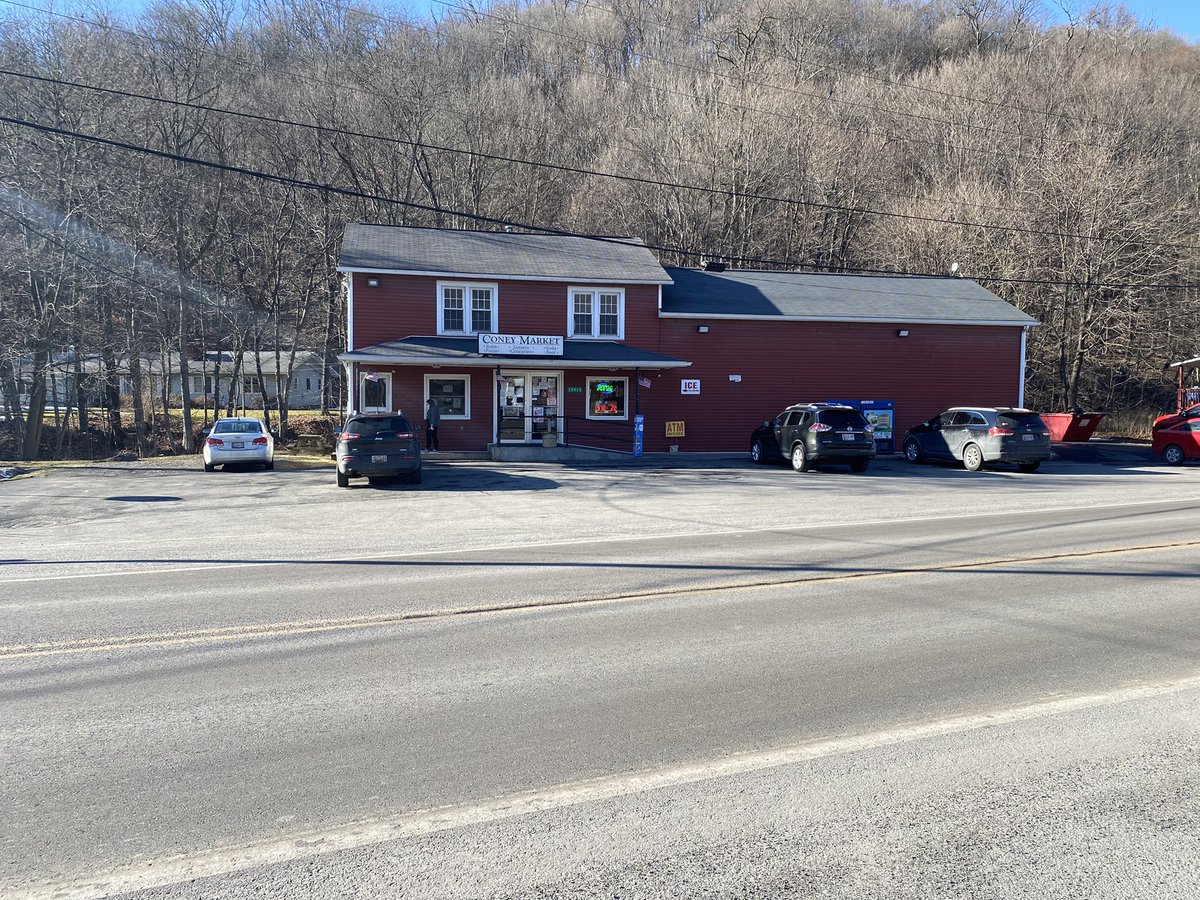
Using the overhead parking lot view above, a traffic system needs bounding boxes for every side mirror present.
[201,427,211,437]
[763,420,772,428]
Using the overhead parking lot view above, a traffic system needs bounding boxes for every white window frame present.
[437,280,498,335]
[567,287,625,339]
[424,373,471,420]
[359,373,392,412]
[585,376,629,421]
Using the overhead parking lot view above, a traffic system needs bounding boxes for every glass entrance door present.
[530,374,559,441]
[498,371,560,442]
[499,374,527,442]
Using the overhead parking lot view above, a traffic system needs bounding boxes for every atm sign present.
[665,421,686,437]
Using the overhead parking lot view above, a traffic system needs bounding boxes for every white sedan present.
[203,418,275,471]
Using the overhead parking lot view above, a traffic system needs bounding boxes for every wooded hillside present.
[2,0,1198,458]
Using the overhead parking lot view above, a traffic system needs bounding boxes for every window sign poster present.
[681,379,701,395]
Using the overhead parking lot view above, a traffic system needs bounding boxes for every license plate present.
[1022,434,1034,441]
[841,433,856,441]
[232,441,244,449]
[371,454,387,463]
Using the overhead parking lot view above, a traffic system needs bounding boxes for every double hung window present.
[438,282,497,335]
[568,288,624,339]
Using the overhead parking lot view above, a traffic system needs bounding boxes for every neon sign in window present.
[586,377,627,420]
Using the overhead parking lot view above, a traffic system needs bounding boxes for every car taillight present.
[252,436,269,445]
[988,426,1015,436]
[396,432,414,440]
[206,438,223,446]
[340,432,361,441]
[810,423,832,432]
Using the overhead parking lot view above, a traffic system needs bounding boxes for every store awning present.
[339,336,691,370]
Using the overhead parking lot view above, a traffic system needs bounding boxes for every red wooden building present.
[337,224,1036,455]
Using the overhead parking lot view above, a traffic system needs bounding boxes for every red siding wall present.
[643,319,1023,452]
[351,273,660,348]
[347,272,1025,454]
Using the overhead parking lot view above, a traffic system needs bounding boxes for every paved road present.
[2,457,1199,898]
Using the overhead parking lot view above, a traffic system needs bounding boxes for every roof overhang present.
[338,336,691,370]
[338,266,673,286]
[340,353,689,369]
[1169,356,1200,370]
[658,312,1040,327]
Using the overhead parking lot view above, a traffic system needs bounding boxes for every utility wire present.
[0,0,1090,175]
[2,69,1193,253]
[3,111,1199,291]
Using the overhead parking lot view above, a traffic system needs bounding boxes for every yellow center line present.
[3,538,1197,661]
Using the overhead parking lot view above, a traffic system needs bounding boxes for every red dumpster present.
[1040,412,1105,442]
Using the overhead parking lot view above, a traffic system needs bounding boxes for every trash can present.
[1040,412,1105,442]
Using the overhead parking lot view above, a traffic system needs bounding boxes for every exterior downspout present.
[1018,327,1028,409]
[343,362,354,415]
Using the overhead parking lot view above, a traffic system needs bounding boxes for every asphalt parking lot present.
[1,445,1193,573]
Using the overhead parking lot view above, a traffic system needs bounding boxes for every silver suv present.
[903,407,1051,472]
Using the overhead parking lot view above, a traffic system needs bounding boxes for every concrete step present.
[423,451,491,461]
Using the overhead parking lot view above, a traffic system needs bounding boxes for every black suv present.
[750,403,875,473]
[335,414,422,487]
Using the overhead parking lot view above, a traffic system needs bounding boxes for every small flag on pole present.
[638,375,652,389]
[364,371,381,382]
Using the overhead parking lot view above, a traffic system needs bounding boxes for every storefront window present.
[586,377,627,420]
[426,375,470,419]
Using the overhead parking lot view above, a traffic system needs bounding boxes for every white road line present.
[2,497,1197,586]
[10,673,1200,900]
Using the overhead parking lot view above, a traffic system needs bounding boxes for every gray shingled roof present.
[340,225,672,284]
[339,336,690,369]
[662,268,1037,326]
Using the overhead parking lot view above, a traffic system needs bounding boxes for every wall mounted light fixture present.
[897,329,910,338]
[366,278,381,288]
[697,325,710,333]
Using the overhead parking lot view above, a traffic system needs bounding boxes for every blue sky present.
[1111,0,1200,39]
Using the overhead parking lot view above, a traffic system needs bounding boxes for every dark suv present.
[903,407,1050,472]
[335,414,422,487]
[750,403,875,473]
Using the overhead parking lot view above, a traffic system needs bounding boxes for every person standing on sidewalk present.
[425,397,441,452]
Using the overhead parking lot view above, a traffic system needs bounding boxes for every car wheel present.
[791,443,812,472]
[264,460,274,471]
[1163,444,1186,466]
[409,469,422,485]
[962,443,985,472]
[203,463,215,473]
[850,459,869,473]
[336,468,350,488]
[1017,461,1041,473]
[750,439,765,464]
[903,439,923,464]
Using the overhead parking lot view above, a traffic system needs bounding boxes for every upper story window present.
[568,287,624,339]
[438,281,497,335]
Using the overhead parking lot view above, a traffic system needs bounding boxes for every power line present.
[3,111,1199,292]
[0,0,1084,196]
[1,66,1145,250]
